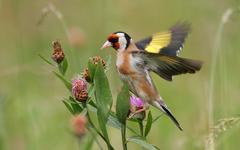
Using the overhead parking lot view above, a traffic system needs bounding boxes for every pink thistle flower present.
[130,96,144,109]
[129,96,146,120]
[71,115,87,138]
[72,76,88,102]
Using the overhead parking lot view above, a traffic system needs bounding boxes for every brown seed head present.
[91,56,106,68]
[74,90,88,102]
[82,68,91,82]
[51,40,65,64]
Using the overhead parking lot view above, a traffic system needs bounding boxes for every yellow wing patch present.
[145,32,171,53]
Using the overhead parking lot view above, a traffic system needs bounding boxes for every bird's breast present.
[116,52,136,75]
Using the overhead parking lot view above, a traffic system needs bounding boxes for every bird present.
[101,22,202,131]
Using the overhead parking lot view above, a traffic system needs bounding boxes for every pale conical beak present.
[101,41,112,50]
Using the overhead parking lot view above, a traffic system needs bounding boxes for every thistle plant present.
[40,41,162,150]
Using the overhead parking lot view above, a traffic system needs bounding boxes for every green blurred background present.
[0,0,240,149]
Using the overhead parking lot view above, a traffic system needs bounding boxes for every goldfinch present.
[101,22,202,131]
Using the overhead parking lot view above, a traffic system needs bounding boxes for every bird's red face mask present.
[101,34,120,50]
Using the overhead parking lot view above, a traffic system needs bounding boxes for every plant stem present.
[84,103,114,150]
[206,8,233,150]
[121,124,128,150]
[87,127,103,150]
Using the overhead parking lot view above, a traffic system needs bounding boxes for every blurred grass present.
[0,0,240,149]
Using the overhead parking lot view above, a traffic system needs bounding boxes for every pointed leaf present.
[127,136,159,150]
[68,96,83,114]
[62,100,74,115]
[116,83,130,124]
[107,114,122,129]
[38,54,55,67]
[94,64,112,114]
[152,114,164,123]
[88,60,97,83]
[97,108,110,142]
[71,103,83,114]
[58,58,68,75]
[144,111,153,137]
[88,84,95,98]
[53,71,72,91]
[94,64,113,142]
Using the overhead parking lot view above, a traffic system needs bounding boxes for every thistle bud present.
[72,76,88,102]
[129,96,146,120]
[51,40,65,64]
[81,68,91,82]
[91,56,106,68]
[71,115,87,138]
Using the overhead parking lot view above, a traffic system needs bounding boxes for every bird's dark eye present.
[108,37,118,43]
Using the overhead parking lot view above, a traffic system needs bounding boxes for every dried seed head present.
[91,56,106,68]
[71,115,87,138]
[51,40,65,64]
[72,76,88,102]
[74,90,88,102]
[82,68,91,82]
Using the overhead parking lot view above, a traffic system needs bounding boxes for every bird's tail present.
[152,99,183,131]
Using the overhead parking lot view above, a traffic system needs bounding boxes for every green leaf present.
[107,114,122,129]
[71,103,83,114]
[152,114,164,123]
[144,111,153,137]
[127,136,159,150]
[94,64,112,115]
[58,58,68,75]
[88,60,97,83]
[94,64,113,142]
[116,83,130,124]
[53,71,72,91]
[97,108,110,141]
[88,84,95,98]
[62,100,74,115]
[68,96,83,114]
[38,54,55,67]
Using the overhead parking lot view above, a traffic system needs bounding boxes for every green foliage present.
[144,111,153,137]
[62,100,74,115]
[94,64,113,146]
[94,64,113,112]
[58,58,68,75]
[116,83,130,124]
[40,53,163,150]
[53,71,72,91]
[88,60,97,83]
[38,54,55,67]
[127,136,159,150]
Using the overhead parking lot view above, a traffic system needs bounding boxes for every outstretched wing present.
[132,52,202,81]
[135,22,190,56]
